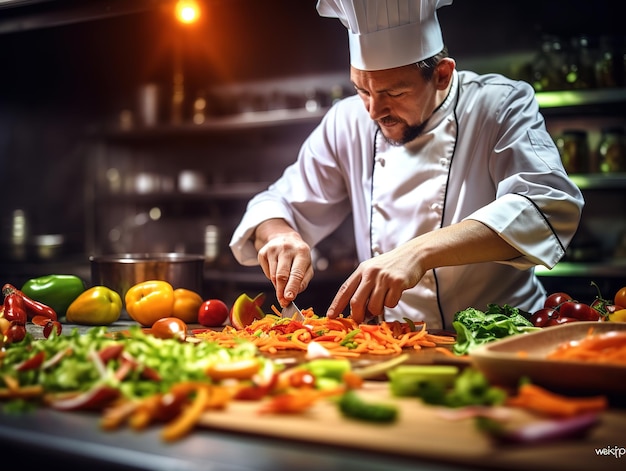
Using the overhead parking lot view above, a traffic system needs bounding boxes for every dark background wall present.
[0,0,623,307]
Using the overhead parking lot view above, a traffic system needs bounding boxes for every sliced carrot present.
[161,385,210,442]
[506,383,608,418]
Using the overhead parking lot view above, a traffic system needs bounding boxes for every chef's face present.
[351,61,451,145]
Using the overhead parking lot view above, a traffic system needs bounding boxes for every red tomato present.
[546,316,578,326]
[529,307,558,327]
[615,286,626,310]
[544,292,573,310]
[151,317,187,341]
[198,299,229,327]
[559,301,600,321]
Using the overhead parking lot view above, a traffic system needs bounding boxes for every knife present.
[281,301,305,322]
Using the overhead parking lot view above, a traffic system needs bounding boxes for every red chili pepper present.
[3,283,57,322]
[2,293,27,325]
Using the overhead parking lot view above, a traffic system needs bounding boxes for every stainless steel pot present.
[90,253,205,318]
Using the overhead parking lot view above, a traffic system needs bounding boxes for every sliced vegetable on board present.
[338,389,398,423]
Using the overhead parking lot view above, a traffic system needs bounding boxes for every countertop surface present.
[2,320,624,471]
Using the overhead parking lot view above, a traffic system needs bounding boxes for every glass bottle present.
[532,35,566,92]
[556,130,589,174]
[564,35,596,90]
[597,127,626,174]
[595,36,617,88]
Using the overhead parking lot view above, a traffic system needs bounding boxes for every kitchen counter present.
[0,407,466,471]
[4,320,470,471]
[2,321,625,471]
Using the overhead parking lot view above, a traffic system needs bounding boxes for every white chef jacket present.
[230,70,584,329]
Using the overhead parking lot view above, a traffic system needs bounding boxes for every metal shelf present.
[95,182,272,203]
[90,108,328,140]
[535,261,626,278]
[536,88,626,109]
[568,173,626,190]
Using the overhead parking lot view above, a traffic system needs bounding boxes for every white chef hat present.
[317,0,453,71]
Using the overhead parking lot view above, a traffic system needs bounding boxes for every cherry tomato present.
[559,301,600,321]
[615,286,626,310]
[544,292,573,310]
[590,298,623,319]
[150,317,187,341]
[6,322,26,343]
[288,369,316,389]
[546,316,578,326]
[198,299,229,327]
[529,307,558,327]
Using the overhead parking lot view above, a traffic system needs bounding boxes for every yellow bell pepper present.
[125,280,175,326]
[609,308,626,322]
[172,288,203,324]
[66,286,122,325]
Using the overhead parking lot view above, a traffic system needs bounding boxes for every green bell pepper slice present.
[21,274,86,317]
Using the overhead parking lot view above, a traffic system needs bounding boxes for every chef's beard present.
[378,118,430,146]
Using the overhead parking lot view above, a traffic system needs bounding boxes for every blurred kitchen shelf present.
[535,260,626,278]
[568,173,626,190]
[0,256,91,286]
[96,183,272,203]
[92,108,328,139]
[204,268,351,284]
[536,88,626,114]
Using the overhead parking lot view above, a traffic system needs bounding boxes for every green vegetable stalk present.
[338,390,398,423]
[388,365,506,408]
[21,274,86,317]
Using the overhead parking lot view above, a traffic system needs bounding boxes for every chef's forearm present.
[415,219,522,271]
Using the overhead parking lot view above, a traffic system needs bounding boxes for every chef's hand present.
[326,242,424,324]
[326,220,525,323]
[254,219,314,307]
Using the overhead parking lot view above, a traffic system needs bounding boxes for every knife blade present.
[281,301,305,322]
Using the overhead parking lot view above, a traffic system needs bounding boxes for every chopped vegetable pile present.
[1,326,268,400]
[195,309,456,357]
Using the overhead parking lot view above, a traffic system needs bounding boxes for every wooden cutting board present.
[197,381,626,471]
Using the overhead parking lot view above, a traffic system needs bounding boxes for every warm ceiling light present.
[175,0,200,24]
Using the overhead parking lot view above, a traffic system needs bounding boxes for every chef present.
[229,0,584,329]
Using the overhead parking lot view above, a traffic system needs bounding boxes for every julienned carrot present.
[506,383,608,418]
[194,308,455,358]
[546,330,626,365]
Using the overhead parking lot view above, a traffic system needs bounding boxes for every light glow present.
[175,0,200,24]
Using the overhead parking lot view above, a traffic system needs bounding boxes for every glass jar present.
[555,130,589,174]
[532,35,566,92]
[597,127,626,173]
